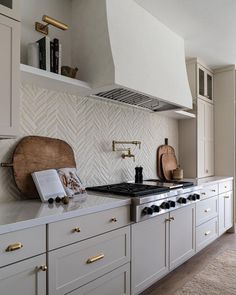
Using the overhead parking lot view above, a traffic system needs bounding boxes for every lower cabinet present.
[196,217,218,251]
[131,205,196,295]
[219,191,233,235]
[0,254,47,295]
[48,226,130,295]
[169,204,195,270]
[66,263,130,295]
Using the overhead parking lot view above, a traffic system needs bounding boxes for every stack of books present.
[27,36,62,74]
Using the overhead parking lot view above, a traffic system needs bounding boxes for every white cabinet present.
[0,254,47,295]
[67,263,130,295]
[169,205,195,270]
[0,0,20,21]
[131,205,195,295]
[197,99,214,177]
[179,58,214,178]
[219,191,233,235]
[131,213,169,295]
[0,12,20,138]
[197,64,213,103]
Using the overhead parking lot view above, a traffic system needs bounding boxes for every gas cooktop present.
[86,180,194,197]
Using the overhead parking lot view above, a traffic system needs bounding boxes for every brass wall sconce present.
[35,15,68,35]
[112,141,141,162]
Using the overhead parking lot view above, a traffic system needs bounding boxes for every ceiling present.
[136,0,236,69]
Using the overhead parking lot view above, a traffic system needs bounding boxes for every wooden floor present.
[141,232,236,295]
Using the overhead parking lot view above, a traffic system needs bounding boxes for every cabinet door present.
[0,14,20,138]
[0,254,46,295]
[131,213,169,295]
[67,264,130,295]
[197,99,205,177]
[197,64,213,103]
[204,102,214,176]
[219,192,233,235]
[169,205,195,270]
[0,0,20,21]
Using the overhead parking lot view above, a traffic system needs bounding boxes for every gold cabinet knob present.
[6,242,23,252]
[204,231,211,236]
[110,217,117,223]
[73,227,81,233]
[204,208,211,213]
[39,265,48,272]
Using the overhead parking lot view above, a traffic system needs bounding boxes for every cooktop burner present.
[86,182,169,197]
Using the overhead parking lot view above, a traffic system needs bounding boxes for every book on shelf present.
[32,167,87,203]
[37,36,50,71]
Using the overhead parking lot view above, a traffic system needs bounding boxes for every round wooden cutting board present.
[12,136,76,199]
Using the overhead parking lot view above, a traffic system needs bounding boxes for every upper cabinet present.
[0,12,20,138]
[186,58,213,105]
[0,0,20,21]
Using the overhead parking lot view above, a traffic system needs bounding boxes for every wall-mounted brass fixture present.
[112,141,141,162]
[35,15,68,35]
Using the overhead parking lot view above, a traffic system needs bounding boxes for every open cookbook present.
[32,167,87,202]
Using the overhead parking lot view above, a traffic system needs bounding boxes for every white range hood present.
[72,0,192,112]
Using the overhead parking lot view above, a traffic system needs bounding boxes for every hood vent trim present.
[93,88,182,112]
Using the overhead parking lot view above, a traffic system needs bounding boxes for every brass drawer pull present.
[224,186,227,189]
[6,243,23,252]
[73,227,81,233]
[201,192,206,195]
[204,231,211,236]
[212,189,216,192]
[224,196,230,199]
[111,217,117,223]
[165,217,175,222]
[204,208,211,213]
[87,253,105,264]
[39,265,48,272]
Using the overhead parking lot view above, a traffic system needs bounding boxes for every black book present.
[53,38,59,74]
[50,41,54,72]
[37,36,50,71]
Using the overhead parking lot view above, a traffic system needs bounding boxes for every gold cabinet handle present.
[73,227,81,233]
[224,196,230,199]
[201,192,206,195]
[165,217,175,222]
[86,253,104,264]
[205,231,211,236]
[6,243,23,252]
[110,217,117,223]
[39,265,48,272]
[212,189,216,192]
[204,208,211,213]
[225,186,227,189]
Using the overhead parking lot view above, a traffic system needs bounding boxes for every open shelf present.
[20,64,92,96]
[160,110,196,120]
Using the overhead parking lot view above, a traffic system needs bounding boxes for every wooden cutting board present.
[157,138,175,180]
[161,153,178,181]
[12,136,76,199]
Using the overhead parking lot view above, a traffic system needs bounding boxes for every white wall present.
[0,83,178,202]
[20,0,72,66]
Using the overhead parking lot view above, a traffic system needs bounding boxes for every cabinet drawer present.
[219,180,233,194]
[48,226,130,295]
[196,217,218,252]
[0,225,46,268]
[196,196,218,226]
[199,183,218,199]
[48,206,130,250]
[66,263,130,295]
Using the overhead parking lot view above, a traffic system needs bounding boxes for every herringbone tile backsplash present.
[0,83,178,202]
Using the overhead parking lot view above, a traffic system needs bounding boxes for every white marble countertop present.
[185,176,234,186]
[0,194,131,235]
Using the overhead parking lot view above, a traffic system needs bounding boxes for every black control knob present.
[160,202,170,209]
[142,207,153,215]
[168,200,176,208]
[151,205,160,213]
[193,193,200,200]
[177,197,187,204]
[188,194,196,201]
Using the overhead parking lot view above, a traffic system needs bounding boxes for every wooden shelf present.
[160,110,196,120]
[20,64,92,96]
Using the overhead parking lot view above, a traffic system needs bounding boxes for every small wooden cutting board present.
[161,153,178,181]
[157,138,175,180]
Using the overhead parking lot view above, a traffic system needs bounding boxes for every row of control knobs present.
[142,193,200,215]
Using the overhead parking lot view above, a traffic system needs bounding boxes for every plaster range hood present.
[71,0,192,112]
